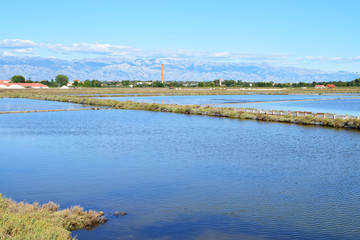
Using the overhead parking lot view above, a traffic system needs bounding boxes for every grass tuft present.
[0,194,107,240]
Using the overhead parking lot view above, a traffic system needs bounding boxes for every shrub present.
[0,194,107,240]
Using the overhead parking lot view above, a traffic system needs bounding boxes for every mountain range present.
[0,56,358,82]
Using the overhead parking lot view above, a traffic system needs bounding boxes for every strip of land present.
[1,90,359,129]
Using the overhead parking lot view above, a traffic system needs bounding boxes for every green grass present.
[0,194,107,240]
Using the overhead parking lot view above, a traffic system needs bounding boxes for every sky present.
[1,0,360,72]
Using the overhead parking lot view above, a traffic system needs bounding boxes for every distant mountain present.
[0,56,359,82]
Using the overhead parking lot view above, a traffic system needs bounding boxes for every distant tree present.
[209,82,215,87]
[121,80,130,86]
[10,75,26,83]
[91,79,102,87]
[223,80,236,87]
[73,81,79,87]
[198,82,205,87]
[55,74,69,87]
[152,81,165,87]
[83,80,91,87]
[296,82,307,87]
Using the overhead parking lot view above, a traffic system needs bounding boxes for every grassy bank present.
[1,90,359,129]
[0,194,107,240]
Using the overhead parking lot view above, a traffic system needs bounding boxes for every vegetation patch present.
[0,194,107,240]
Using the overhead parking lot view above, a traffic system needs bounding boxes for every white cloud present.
[46,43,131,55]
[281,62,298,65]
[213,52,231,57]
[349,56,360,61]
[2,51,16,56]
[0,38,359,68]
[0,39,38,56]
[305,56,342,62]
[12,48,37,53]
[41,41,290,61]
[0,39,38,49]
[0,39,290,61]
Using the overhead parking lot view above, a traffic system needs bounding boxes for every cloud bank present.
[0,38,290,62]
[1,39,359,71]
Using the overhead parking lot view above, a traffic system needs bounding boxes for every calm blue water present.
[0,107,360,239]
[217,98,360,116]
[0,98,89,111]
[98,94,356,105]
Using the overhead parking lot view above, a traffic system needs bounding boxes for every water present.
[1,108,360,239]
[216,98,360,116]
[0,98,89,111]
[98,94,357,105]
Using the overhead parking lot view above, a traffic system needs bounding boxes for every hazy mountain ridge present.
[0,56,358,82]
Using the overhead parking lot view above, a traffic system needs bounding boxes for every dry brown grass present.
[0,194,107,240]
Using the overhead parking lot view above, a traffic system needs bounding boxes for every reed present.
[0,194,107,240]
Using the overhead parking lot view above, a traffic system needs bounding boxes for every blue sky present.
[1,0,359,72]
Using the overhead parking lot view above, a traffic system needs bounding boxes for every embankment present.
[1,91,360,129]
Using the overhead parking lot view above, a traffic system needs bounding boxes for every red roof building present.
[326,84,336,89]
[315,85,325,88]
[0,83,49,88]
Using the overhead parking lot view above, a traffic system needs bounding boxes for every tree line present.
[7,74,360,88]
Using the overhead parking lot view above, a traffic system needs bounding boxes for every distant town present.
[1,74,360,89]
